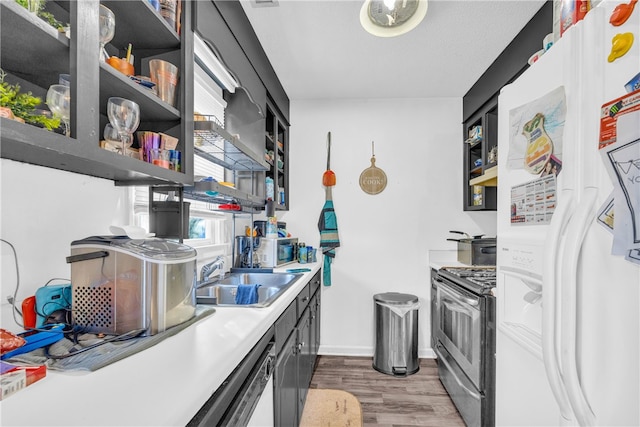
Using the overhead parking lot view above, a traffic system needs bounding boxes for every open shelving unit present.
[0,0,193,186]
[463,96,498,211]
[264,101,289,210]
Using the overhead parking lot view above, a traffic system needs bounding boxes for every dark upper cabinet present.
[193,0,266,158]
[0,0,193,185]
[461,1,552,211]
[193,0,291,210]
[463,97,498,211]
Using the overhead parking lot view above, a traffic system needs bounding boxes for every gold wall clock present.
[359,141,387,195]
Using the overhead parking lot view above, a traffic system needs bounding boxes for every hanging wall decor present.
[359,141,387,195]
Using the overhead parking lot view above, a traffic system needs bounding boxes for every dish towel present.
[318,187,340,286]
[235,284,260,304]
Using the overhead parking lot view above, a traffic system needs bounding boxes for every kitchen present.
[1,0,639,426]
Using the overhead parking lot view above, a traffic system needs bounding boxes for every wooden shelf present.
[469,166,498,187]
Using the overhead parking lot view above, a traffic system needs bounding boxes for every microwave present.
[255,238,298,268]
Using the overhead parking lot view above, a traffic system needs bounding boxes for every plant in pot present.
[14,0,68,32]
[0,69,61,131]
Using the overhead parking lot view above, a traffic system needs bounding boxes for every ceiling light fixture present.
[360,0,428,37]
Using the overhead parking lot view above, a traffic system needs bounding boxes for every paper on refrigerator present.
[599,109,640,263]
[507,86,566,172]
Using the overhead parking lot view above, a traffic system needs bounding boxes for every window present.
[130,60,231,248]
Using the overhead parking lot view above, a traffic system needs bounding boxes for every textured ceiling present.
[240,0,547,100]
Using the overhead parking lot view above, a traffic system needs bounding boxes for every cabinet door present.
[264,102,290,210]
[309,291,321,364]
[193,1,266,153]
[274,331,298,427]
[296,307,312,424]
[309,293,318,364]
[315,289,321,357]
[430,269,438,349]
[463,97,498,211]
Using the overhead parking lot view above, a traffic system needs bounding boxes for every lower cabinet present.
[275,330,299,427]
[275,271,321,426]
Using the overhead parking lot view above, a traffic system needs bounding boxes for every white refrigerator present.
[495,1,640,426]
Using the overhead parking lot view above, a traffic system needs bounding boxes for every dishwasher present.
[188,331,275,426]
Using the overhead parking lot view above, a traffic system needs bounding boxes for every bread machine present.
[67,236,197,336]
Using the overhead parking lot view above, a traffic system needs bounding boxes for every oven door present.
[434,275,482,388]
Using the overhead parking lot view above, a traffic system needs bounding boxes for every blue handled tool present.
[1,324,66,360]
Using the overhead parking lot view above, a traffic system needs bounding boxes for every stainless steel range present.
[433,266,496,427]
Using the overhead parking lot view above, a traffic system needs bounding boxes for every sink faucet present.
[199,255,225,284]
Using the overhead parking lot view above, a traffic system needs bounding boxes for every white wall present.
[0,98,498,357]
[0,159,130,331]
[281,98,497,358]
[0,160,231,332]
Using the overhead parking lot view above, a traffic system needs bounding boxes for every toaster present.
[67,236,197,336]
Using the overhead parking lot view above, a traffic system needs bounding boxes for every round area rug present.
[300,388,363,427]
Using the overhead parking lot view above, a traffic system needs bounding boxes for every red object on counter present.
[0,330,25,356]
[21,297,36,329]
[1,361,47,400]
[219,204,241,211]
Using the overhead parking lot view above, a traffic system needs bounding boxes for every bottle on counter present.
[266,216,278,239]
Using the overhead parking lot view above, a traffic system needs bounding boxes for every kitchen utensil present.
[46,84,70,137]
[107,97,140,153]
[322,131,336,186]
[448,230,485,240]
[447,231,496,266]
[359,141,387,195]
[99,5,115,63]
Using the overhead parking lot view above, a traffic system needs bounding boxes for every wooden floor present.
[308,356,465,427]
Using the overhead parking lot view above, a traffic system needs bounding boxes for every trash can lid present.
[374,292,419,305]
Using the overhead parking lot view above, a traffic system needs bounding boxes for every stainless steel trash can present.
[373,292,419,376]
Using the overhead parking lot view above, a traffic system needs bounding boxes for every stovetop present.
[438,266,496,295]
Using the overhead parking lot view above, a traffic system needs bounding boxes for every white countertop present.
[0,263,321,426]
[428,250,468,270]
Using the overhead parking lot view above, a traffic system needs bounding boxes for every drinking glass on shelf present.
[46,84,70,137]
[104,123,125,154]
[99,5,116,62]
[27,0,41,13]
[107,97,140,154]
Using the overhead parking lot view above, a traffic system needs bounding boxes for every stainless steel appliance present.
[433,266,496,427]
[254,237,298,268]
[446,231,497,266]
[188,332,275,426]
[235,236,262,268]
[67,236,197,336]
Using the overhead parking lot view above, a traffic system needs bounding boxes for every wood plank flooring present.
[308,356,465,427]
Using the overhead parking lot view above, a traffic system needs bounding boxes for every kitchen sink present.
[195,272,303,307]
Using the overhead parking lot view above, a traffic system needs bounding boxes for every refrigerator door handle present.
[542,188,575,421]
[560,187,598,427]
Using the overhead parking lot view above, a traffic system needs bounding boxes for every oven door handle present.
[442,300,474,314]
[436,343,481,400]
[433,278,479,307]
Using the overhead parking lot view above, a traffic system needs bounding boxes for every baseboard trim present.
[318,345,436,359]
